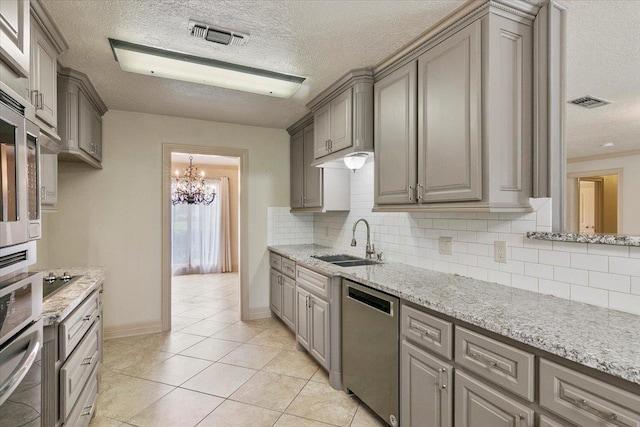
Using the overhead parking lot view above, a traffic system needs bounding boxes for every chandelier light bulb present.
[171,156,216,205]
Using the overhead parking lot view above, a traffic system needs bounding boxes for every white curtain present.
[171,177,232,275]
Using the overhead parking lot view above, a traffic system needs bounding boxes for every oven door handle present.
[0,330,41,406]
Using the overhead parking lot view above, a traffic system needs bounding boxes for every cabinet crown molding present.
[58,66,108,115]
[306,68,373,112]
[31,0,69,54]
[286,112,313,136]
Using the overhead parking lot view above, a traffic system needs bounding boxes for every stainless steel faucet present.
[351,218,375,259]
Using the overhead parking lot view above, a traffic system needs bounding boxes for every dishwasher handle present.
[347,286,393,315]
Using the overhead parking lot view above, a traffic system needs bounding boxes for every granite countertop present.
[269,244,640,386]
[41,267,105,326]
[527,231,640,246]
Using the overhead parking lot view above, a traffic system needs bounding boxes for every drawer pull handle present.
[81,404,94,417]
[410,325,438,340]
[82,315,92,321]
[438,368,447,390]
[468,350,502,370]
[81,354,96,366]
[516,414,524,427]
[567,397,629,427]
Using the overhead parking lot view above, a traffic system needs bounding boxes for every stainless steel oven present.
[0,271,43,426]
[1,90,29,249]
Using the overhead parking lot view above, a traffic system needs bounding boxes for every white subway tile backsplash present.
[609,257,640,276]
[305,162,638,315]
[538,279,571,299]
[608,292,640,316]
[570,253,609,272]
[570,284,608,306]
[539,250,570,267]
[554,266,589,285]
[588,272,631,293]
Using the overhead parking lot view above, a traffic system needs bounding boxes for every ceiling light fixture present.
[172,156,216,205]
[108,39,305,98]
[343,153,369,172]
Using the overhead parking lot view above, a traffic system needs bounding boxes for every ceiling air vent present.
[188,19,249,47]
[568,95,611,109]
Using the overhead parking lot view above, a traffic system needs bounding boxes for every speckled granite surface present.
[270,244,640,386]
[527,231,640,246]
[41,267,105,326]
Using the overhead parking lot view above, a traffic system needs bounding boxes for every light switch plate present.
[494,241,507,263]
[439,236,452,255]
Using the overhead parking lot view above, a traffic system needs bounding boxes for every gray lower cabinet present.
[269,268,282,318]
[295,283,330,370]
[280,275,295,330]
[401,340,453,427]
[42,287,103,427]
[269,253,296,331]
[454,370,534,427]
[539,415,572,427]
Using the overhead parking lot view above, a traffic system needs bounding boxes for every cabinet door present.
[454,370,534,427]
[92,112,102,161]
[0,0,30,77]
[269,269,282,318]
[303,124,322,208]
[295,287,310,350]
[31,22,57,127]
[290,130,304,208]
[314,104,331,159]
[78,90,94,157]
[375,61,417,205]
[401,340,452,427]
[281,276,295,330]
[418,21,482,203]
[41,153,57,205]
[329,87,353,152]
[309,295,329,369]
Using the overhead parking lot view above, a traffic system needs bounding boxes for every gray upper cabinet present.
[306,69,373,166]
[0,0,30,78]
[41,152,57,206]
[375,61,417,205]
[30,18,57,128]
[418,20,482,203]
[373,5,533,212]
[290,129,305,209]
[58,67,107,168]
[303,124,322,207]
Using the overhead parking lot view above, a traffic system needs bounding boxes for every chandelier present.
[171,156,216,205]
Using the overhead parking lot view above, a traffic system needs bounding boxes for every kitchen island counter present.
[41,267,105,325]
[269,244,640,386]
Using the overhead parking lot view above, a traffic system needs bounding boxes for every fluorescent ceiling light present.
[108,39,305,98]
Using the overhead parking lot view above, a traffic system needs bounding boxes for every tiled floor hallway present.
[90,273,384,427]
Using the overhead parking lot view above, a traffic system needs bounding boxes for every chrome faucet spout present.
[352,218,375,259]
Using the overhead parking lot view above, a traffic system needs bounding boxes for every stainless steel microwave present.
[1,90,41,249]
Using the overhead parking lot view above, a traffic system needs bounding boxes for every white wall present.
[39,110,290,334]
[567,153,640,235]
[313,162,640,316]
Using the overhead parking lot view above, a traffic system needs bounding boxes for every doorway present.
[567,170,620,234]
[162,144,249,332]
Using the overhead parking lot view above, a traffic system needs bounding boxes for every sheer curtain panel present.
[172,177,232,275]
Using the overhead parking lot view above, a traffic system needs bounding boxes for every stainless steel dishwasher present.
[342,279,399,427]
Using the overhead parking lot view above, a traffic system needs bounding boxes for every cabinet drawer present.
[60,320,100,421]
[401,304,452,360]
[269,252,282,271]
[539,359,640,427]
[455,370,534,427]
[64,370,98,427]
[60,290,100,360]
[539,415,573,427]
[296,265,330,299]
[455,326,534,401]
[281,258,296,279]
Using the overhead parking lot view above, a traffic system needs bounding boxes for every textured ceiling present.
[41,0,640,159]
[42,0,463,129]
[564,0,640,159]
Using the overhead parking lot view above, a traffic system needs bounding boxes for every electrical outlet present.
[439,236,452,255]
[494,241,507,263]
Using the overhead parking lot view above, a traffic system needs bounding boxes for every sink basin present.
[312,254,380,267]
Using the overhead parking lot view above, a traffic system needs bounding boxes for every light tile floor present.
[91,273,385,427]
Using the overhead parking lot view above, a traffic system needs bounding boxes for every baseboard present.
[104,320,163,340]
[248,306,272,320]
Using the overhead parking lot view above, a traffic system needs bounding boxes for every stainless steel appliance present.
[342,279,399,427]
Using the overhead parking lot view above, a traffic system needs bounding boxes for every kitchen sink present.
[312,254,379,267]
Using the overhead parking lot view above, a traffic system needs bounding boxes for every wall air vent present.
[568,95,611,109]
[188,19,249,47]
